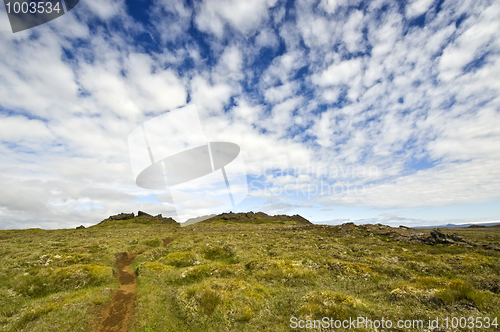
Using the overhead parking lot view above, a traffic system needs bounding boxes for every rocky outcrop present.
[330,223,500,251]
[104,212,135,221]
[100,212,177,224]
[395,228,457,245]
[395,228,500,251]
[99,211,311,226]
[425,229,455,245]
[76,225,85,229]
[290,214,312,224]
[205,211,312,224]
[136,212,177,224]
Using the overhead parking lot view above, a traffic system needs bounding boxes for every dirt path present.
[95,236,178,332]
[162,237,175,246]
[96,237,179,332]
[96,249,147,332]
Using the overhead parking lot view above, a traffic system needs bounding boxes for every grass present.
[0,218,499,331]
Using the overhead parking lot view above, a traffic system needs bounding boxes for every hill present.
[0,213,499,331]
[199,211,312,225]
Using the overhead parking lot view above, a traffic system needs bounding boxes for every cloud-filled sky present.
[0,0,499,229]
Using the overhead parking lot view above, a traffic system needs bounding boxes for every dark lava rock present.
[152,214,177,224]
[290,214,312,224]
[138,211,153,218]
[426,229,454,245]
[99,212,135,224]
[206,211,312,224]
[135,211,177,224]
[110,212,134,220]
[100,211,177,224]
[339,222,355,232]
[393,228,500,251]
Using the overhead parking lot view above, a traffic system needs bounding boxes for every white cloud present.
[124,53,187,111]
[296,11,333,47]
[190,75,233,115]
[439,3,500,81]
[255,28,279,48]
[195,0,277,38]
[212,45,244,82]
[261,50,307,88]
[313,58,363,86]
[405,0,434,18]
[231,98,262,124]
[82,0,125,20]
[319,0,350,15]
[0,116,52,142]
[343,10,365,53]
[78,63,141,118]
[368,11,403,58]
[152,0,193,44]
[264,82,298,103]
[339,158,500,208]
[268,96,303,131]
[0,34,80,118]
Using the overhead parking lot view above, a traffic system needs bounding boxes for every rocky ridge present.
[96,211,311,227]
[99,211,178,225]
[203,211,312,224]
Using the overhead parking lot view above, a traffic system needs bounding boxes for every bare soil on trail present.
[95,249,147,332]
[95,236,178,332]
[162,237,175,246]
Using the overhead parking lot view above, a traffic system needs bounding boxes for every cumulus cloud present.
[190,75,233,115]
[405,0,434,19]
[195,0,277,38]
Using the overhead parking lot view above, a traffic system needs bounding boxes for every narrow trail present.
[162,237,175,246]
[96,249,147,332]
[95,236,177,332]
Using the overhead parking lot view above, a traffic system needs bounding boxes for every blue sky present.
[0,0,499,228]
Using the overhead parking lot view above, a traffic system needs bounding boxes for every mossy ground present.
[1,219,499,331]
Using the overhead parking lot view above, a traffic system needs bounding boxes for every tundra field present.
[0,212,499,332]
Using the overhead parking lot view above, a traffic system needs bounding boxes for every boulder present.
[153,215,178,224]
[138,211,153,218]
[109,212,135,220]
[290,214,313,224]
[100,212,135,224]
[76,225,85,229]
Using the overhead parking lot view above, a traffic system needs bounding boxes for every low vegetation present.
[0,214,499,331]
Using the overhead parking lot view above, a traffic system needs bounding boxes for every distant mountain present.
[413,222,500,229]
[181,214,217,226]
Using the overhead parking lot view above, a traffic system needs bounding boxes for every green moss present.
[174,279,269,325]
[164,252,198,267]
[142,238,162,248]
[297,290,366,321]
[203,245,239,264]
[141,262,174,272]
[10,264,112,298]
[249,259,316,285]
[435,279,487,308]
